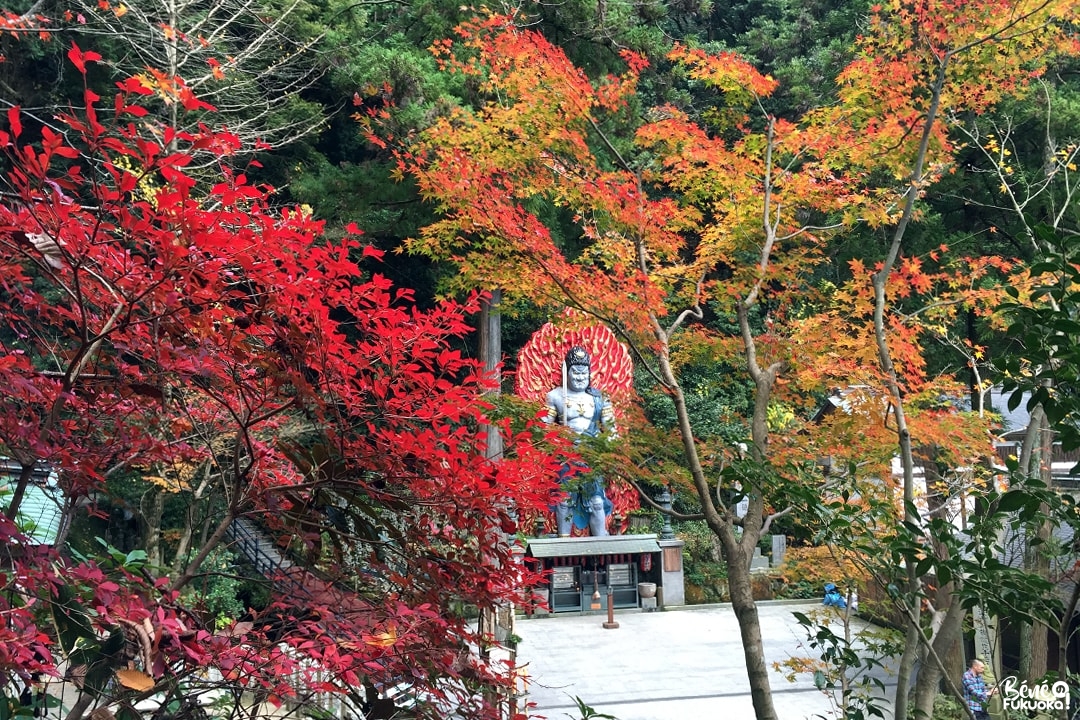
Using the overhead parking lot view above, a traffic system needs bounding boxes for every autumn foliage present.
[0,45,558,719]
[391,13,1018,470]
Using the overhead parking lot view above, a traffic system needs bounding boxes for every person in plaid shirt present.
[962,658,996,719]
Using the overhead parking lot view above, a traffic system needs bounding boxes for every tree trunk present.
[4,463,36,521]
[652,323,779,720]
[912,455,966,718]
[913,596,968,718]
[912,641,943,716]
[943,620,966,708]
[866,56,950,720]
[875,269,921,719]
[169,498,195,578]
[1019,534,1050,682]
[719,529,778,720]
[1019,409,1052,681]
[144,486,166,568]
[479,289,503,460]
[1057,582,1080,720]
[478,289,506,711]
[712,302,779,720]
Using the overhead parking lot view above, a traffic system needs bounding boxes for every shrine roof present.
[525,534,661,558]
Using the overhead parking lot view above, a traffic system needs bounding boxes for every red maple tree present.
[0,44,559,720]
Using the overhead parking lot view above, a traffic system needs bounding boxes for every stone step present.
[227,517,294,574]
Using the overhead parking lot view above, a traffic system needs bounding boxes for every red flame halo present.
[516,312,639,533]
[515,316,633,408]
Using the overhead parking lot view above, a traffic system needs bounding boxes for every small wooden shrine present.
[525,535,663,612]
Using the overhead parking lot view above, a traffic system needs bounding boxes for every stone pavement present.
[515,600,898,720]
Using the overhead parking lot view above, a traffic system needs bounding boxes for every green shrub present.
[777,578,819,600]
[677,520,728,603]
[925,694,967,720]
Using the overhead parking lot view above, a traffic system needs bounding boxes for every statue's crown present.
[565,345,590,368]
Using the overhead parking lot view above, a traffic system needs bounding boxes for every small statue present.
[543,346,615,536]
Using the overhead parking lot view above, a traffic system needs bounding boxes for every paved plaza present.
[515,600,898,720]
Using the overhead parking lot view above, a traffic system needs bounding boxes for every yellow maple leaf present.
[362,624,398,648]
[116,669,155,692]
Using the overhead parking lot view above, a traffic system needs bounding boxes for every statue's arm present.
[543,389,561,424]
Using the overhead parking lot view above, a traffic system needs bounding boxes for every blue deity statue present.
[543,346,615,536]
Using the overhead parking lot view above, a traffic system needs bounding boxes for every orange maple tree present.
[808,1,1080,715]
[385,14,902,719]
[382,3,1080,716]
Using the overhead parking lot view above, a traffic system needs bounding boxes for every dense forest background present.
[6,0,1067,376]
[4,0,877,311]
[6,0,1067,322]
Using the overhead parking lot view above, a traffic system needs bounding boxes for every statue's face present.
[568,364,590,392]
